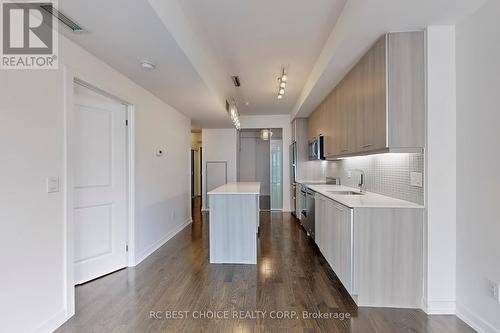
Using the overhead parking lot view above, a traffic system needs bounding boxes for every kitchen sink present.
[327,190,365,195]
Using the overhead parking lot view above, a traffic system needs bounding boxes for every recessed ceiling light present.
[280,81,286,88]
[277,94,283,99]
[141,61,156,70]
[281,74,287,82]
[279,88,285,95]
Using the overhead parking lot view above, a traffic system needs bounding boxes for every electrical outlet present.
[488,280,500,302]
[410,172,423,187]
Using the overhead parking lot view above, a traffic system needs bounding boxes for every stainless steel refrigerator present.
[289,141,297,217]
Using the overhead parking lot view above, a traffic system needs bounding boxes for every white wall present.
[424,26,457,314]
[456,1,500,331]
[201,128,238,209]
[239,115,292,212]
[0,34,191,333]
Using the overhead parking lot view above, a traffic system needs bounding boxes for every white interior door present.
[73,83,128,284]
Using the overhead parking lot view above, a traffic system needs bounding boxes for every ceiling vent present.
[231,76,241,87]
[40,5,86,33]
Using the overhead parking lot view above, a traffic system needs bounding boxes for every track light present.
[227,101,241,130]
[277,67,288,100]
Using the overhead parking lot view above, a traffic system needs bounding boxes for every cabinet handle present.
[361,144,373,148]
[341,148,348,152]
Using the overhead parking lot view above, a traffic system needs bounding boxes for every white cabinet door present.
[322,198,353,294]
[323,199,338,268]
[314,195,353,295]
[333,201,353,293]
[314,194,324,252]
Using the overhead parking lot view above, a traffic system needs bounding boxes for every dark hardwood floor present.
[56,198,474,332]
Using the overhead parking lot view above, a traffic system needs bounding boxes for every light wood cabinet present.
[307,98,328,142]
[314,192,423,307]
[307,31,425,158]
[322,93,334,156]
[356,36,387,152]
[315,193,353,294]
[307,107,319,142]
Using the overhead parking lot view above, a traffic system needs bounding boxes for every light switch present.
[410,172,423,187]
[46,176,59,193]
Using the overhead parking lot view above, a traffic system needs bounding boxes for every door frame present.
[63,67,135,319]
[191,149,195,198]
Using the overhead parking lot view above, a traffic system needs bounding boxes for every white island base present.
[208,182,260,264]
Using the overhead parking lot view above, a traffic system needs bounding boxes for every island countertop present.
[208,182,260,195]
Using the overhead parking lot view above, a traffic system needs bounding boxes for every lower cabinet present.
[314,193,424,307]
[315,193,353,294]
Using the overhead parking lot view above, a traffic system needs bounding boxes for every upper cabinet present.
[307,99,328,142]
[307,31,425,158]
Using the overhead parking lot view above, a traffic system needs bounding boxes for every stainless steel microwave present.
[308,135,325,160]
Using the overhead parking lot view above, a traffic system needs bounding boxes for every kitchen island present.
[207,182,260,264]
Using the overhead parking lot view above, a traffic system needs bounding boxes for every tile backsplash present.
[298,153,424,205]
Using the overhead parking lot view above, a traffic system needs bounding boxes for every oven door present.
[300,187,307,223]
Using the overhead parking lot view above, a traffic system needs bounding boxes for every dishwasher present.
[301,187,316,240]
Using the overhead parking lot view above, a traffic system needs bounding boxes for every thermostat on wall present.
[155,148,165,157]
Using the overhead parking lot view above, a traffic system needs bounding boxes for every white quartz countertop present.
[304,184,424,209]
[208,182,260,195]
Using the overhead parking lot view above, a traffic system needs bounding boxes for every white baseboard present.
[423,299,456,314]
[456,302,500,333]
[134,218,192,266]
[32,308,67,333]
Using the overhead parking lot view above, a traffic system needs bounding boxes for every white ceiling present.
[59,0,231,128]
[178,0,346,116]
[59,0,488,128]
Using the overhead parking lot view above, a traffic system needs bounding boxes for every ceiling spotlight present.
[141,61,156,70]
[276,67,288,100]
[227,99,241,130]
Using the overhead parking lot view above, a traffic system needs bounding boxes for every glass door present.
[270,129,283,210]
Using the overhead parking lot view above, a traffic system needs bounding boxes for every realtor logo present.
[1,0,58,69]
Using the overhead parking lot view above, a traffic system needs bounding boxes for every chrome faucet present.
[349,169,365,193]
